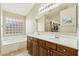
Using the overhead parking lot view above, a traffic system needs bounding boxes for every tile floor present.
[2,49,31,56]
[15,51,30,56]
[3,51,30,56]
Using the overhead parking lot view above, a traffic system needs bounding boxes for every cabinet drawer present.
[38,39,46,47]
[53,50,65,56]
[57,45,78,56]
[46,41,56,50]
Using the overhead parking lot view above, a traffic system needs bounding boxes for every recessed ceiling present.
[2,3,35,16]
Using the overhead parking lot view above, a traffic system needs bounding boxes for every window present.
[4,17,25,36]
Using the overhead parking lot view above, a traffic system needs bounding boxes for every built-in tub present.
[1,35,27,55]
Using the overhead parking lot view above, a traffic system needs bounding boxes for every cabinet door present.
[39,47,48,56]
[32,39,39,56]
[50,50,53,56]
[32,45,39,56]
[27,36,32,55]
[38,39,46,47]
[39,47,54,56]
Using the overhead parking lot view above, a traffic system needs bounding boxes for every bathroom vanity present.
[27,34,78,56]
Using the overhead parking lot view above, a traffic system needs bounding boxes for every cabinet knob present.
[48,50,50,52]
[51,52,52,54]
[63,49,66,52]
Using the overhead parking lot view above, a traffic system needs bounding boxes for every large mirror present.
[36,3,77,36]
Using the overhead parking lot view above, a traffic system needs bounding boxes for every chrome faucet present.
[55,34,59,39]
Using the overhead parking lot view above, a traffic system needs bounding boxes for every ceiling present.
[2,3,35,16]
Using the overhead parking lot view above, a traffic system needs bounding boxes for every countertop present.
[27,33,78,49]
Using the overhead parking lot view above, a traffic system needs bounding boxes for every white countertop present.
[28,33,78,49]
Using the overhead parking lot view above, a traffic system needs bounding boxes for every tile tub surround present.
[27,33,78,49]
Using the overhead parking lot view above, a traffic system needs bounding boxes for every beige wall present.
[37,16,45,32]
[3,11,26,19]
[26,4,41,33]
[26,3,41,19]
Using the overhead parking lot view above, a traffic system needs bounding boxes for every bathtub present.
[1,35,27,55]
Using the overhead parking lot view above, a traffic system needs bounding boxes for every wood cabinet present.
[39,47,48,56]
[38,39,48,56]
[31,38,39,56]
[57,45,78,56]
[27,36,32,55]
[46,41,56,50]
[53,50,65,56]
[27,36,78,56]
[38,39,46,47]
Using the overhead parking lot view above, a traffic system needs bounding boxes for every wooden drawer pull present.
[48,50,50,52]
[51,52,52,54]
[63,49,66,52]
